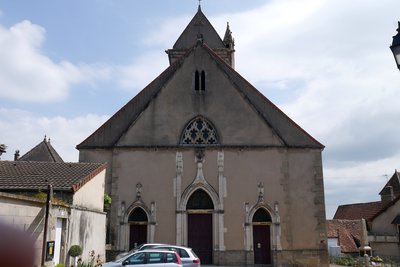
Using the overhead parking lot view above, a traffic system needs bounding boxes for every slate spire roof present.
[173,5,225,50]
[18,136,64,162]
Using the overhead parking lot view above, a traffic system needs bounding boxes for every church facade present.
[78,7,328,267]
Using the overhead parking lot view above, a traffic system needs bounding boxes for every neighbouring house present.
[0,138,107,267]
[16,136,64,163]
[326,219,363,256]
[77,6,328,267]
[332,170,400,260]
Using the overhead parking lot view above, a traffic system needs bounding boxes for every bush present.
[54,264,65,267]
[104,194,112,210]
[68,245,83,257]
[330,255,360,266]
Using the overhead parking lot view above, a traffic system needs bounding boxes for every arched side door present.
[187,189,214,264]
[129,208,148,250]
[252,208,272,264]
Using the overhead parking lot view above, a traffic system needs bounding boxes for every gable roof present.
[0,161,106,193]
[78,8,323,150]
[77,43,323,150]
[19,137,64,162]
[173,6,225,50]
[370,194,400,221]
[379,170,400,196]
[333,201,383,221]
[327,219,362,253]
[77,54,185,149]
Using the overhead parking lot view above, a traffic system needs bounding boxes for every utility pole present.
[41,183,52,266]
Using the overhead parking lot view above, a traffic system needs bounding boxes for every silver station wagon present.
[102,249,182,267]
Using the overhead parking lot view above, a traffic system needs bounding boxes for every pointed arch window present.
[252,208,272,223]
[128,208,148,223]
[187,189,214,210]
[180,116,219,145]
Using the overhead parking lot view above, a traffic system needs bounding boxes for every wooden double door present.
[188,213,213,264]
[253,225,271,264]
[129,224,147,250]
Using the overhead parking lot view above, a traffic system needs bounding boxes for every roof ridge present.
[200,43,324,149]
[77,45,195,149]
[370,194,400,221]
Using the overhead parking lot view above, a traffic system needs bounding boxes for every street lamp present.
[390,22,400,70]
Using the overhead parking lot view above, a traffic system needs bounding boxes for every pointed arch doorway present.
[187,189,214,264]
[252,208,272,264]
[128,208,148,250]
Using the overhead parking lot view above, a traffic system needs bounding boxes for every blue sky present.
[1,0,400,219]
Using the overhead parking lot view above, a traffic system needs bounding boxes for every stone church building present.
[77,7,328,267]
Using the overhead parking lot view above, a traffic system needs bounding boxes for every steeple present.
[223,22,235,68]
[166,7,236,68]
[223,22,234,49]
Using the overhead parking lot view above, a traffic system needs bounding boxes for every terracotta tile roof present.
[19,138,64,162]
[333,201,383,221]
[327,219,362,253]
[0,161,106,192]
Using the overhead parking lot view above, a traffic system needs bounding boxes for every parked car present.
[150,245,200,267]
[103,249,182,267]
[115,243,167,260]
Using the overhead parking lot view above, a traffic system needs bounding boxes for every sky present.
[0,0,400,219]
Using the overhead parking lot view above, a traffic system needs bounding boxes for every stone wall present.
[0,192,45,266]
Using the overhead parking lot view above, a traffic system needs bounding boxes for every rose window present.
[181,117,218,145]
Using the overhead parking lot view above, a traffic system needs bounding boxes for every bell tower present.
[166,6,235,68]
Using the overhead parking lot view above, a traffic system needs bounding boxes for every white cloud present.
[116,51,168,93]
[0,108,109,162]
[0,20,111,102]
[2,0,399,219]
[126,0,400,218]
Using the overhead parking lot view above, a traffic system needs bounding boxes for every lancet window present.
[194,70,206,91]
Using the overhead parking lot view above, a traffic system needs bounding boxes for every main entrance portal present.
[129,208,148,250]
[186,189,213,264]
[252,208,272,264]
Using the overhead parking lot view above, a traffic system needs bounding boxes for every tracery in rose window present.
[180,116,219,145]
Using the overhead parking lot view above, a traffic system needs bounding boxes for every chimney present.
[14,150,20,161]
[381,185,395,205]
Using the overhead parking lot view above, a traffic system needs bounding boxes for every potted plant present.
[68,245,82,266]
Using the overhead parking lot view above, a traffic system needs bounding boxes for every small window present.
[126,252,145,264]
[194,70,206,92]
[195,71,200,91]
[201,71,205,91]
[147,252,163,263]
[178,248,190,258]
[166,253,177,263]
